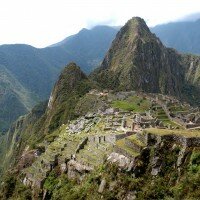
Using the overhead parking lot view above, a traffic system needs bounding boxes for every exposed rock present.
[60,163,67,173]
[67,160,93,179]
[151,156,162,176]
[125,191,137,200]
[107,152,133,169]
[177,147,188,167]
[98,178,106,193]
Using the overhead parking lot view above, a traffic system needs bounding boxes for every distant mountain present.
[151,19,200,54]
[0,26,118,131]
[0,65,36,132]
[0,26,118,98]
[50,26,119,71]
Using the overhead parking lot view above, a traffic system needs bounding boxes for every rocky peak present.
[122,17,151,37]
[46,62,93,132]
[92,17,183,97]
[48,62,88,110]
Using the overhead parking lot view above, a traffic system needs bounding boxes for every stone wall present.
[186,123,200,129]
[75,137,88,153]
[136,132,148,145]
[125,138,142,152]
[114,146,137,159]
[145,132,200,148]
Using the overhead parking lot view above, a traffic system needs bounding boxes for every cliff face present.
[182,54,200,87]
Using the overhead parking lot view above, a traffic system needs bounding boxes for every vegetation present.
[112,96,151,112]
[116,139,140,157]
[0,65,37,132]
[153,106,182,128]
[145,128,200,137]
[5,144,199,200]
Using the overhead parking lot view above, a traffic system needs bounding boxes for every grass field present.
[112,96,151,112]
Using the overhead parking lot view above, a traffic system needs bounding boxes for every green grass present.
[144,128,200,138]
[127,135,145,147]
[168,105,187,112]
[116,139,140,157]
[154,107,183,128]
[112,96,151,112]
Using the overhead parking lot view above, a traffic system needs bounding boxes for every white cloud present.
[0,0,199,47]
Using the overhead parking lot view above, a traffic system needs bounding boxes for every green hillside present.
[0,65,37,132]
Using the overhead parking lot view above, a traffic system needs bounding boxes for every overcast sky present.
[0,0,200,47]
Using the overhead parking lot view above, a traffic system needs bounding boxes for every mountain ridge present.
[152,19,200,54]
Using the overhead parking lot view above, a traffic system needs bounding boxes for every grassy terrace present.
[144,128,200,138]
[153,106,183,128]
[127,134,145,147]
[116,139,140,157]
[112,96,151,112]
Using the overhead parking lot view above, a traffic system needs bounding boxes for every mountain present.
[91,17,200,105]
[2,20,200,132]
[0,65,36,132]
[1,66,200,199]
[151,19,200,54]
[51,26,119,71]
[45,62,95,132]
[91,17,184,95]
[0,26,118,132]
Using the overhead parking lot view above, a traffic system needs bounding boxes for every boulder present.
[98,178,106,193]
[107,152,133,169]
[60,163,67,173]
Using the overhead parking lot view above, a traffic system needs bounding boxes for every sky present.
[0,0,200,48]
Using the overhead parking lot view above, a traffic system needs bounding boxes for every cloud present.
[179,12,200,21]
[86,18,118,29]
[0,0,199,47]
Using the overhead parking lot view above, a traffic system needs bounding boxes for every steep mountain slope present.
[0,65,36,132]
[1,88,200,199]
[91,17,185,97]
[0,63,95,180]
[152,19,200,54]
